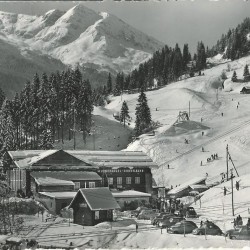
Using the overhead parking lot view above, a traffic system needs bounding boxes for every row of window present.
[98,169,144,173]
[74,182,95,190]
[108,177,140,185]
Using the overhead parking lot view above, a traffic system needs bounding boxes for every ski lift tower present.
[175,111,190,125]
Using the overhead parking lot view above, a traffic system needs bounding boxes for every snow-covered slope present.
[0,4,163,97]
[96,54,250,194]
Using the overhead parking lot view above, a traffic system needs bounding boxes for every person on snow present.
[202,147,204,152]
[247,218,250,230]
[236,181,240,191]
[224,186,227,196]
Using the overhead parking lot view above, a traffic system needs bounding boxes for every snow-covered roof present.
[9,150,95,170]
[189,184,208,190]
[8,150,158,169]
[111,190,151,198]
[241,86,250,90]
[39,191,77,199]
[68,150,158,168]
[69,187,120,211]
[34,177,75,186]
[168,177,206,195]
[31,171,102,181]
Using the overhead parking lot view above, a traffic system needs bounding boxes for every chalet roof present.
[168,177,207,195]
[39,191,77,199]
[111,190,151,198]
[69,187,120,211]
[31,171,102,181]
[34,177,75,186]
[8,150,158,170]
[242,86,250,90]
[9,150,95,170]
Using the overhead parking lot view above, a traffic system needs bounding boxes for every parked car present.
[137,209,159,220]
[155,214,175,226]
[159,216,184,229]
[168,220,198,234]
[193,221,223,235]
[151,212,170,225]
[185,207,198,218]
[226,226,250,240]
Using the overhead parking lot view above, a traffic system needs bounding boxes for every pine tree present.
[134,90,151,136]
[120,101,130,127]
[182,44,190,70]
[243,64,250,81]
[38,129,53,149]
[172,43,183,80]
[107,73,112,94]
[196,41,206,70]
[0,88,5,109]
[231,71,237,82]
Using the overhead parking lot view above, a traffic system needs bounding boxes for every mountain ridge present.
[0,4,163,97]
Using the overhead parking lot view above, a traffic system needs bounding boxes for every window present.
[95,211,99,220]
[117,177,122,185]
[108,178,113,185]
[126,177,131,184]
[135,177,140,184]
[74,182,80,190]
[89,182,95,188]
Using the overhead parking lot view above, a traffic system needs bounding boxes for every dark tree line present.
[108,42,207,96]
[208,18,250,61]
[0,68,93,152]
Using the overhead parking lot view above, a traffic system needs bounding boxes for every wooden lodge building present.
[6,149,157,196]
[69,187,120,226]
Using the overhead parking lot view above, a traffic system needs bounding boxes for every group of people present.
[233,215,243,228]
[159,197,185,216]
[207,153,218,163]
[200,153,219,166]
[233,216,250,230]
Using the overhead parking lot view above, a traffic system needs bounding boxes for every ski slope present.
[95,55,250,219]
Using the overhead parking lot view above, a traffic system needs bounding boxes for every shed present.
[37,191,77,215]
[240,86,250,94]
[69,187,120,226]
[167,177,207,198]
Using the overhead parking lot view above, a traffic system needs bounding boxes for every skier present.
[202,147,204,152]
[224,186,227,196]
[136,223,138,233]
[168,164,170,169]
[236,181,239,191]
[238,215,243,226]
[200,161,203,166]
[221,112,224,117]
[247,218,250,230]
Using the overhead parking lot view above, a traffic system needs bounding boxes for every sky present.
[0,0,250,53]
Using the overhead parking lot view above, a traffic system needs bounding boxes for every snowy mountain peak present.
[0,5,163,97]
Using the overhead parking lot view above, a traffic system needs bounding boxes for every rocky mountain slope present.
[0,4,163,97]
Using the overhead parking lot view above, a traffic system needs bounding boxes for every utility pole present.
[73,104,76,150]
[226,145,229,181]
[189,101,190,119]
[230,168,235,216]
